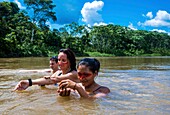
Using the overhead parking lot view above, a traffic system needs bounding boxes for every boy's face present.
[50,60,58,70]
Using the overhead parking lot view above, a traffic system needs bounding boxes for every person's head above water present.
[77,58,100,82]
[50,56,58,63]
[58,48,76,72]
[77,58,100,73]
[49,56,59,73]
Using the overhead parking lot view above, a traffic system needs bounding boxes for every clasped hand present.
[57,79,76,96]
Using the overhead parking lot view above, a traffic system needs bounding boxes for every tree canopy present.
[0,1,170,57]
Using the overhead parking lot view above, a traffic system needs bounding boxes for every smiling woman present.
[58,58,110,99]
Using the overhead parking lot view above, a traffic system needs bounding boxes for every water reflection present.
[0,57,170,114]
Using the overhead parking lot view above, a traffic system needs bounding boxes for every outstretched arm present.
[51,71,79,83]
[14,77,57,91]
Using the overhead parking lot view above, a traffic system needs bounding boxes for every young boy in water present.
[58,58,110,98]
[41,56,59,74]
[40,56,59,86]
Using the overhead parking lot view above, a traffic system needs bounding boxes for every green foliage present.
[87,25,170,56]
[24,0,57,29]
[0,1,170,57]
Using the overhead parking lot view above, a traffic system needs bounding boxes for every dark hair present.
[50,56,58,63]
[77,58,100,73]
[59,48,76,71]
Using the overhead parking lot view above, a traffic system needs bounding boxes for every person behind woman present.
[49,56,59,74]
[39,56,59,87]
[14,48,79,91]
[58,58,110,98]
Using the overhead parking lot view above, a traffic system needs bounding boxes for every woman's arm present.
[14,77,57,91]
[92,87,110,98]
[32,77,56,85]
[58,80,110,99]
[74,83,89,98]
[51,71,79,83]
[76,85,110,98]
[58,80,89,98]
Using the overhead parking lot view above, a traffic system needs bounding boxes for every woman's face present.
[58,52,70,71]
[77,65,96,87]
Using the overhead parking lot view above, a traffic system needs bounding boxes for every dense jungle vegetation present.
[0,1,170,57]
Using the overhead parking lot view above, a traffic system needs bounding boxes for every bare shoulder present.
[95,86,110,94]
[101,86,110,94]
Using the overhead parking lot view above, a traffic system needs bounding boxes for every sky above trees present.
[1,0,170,35]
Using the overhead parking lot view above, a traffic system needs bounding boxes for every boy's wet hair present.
[77,58,100,73]
[50,56,58,63]
[59,48,76,71]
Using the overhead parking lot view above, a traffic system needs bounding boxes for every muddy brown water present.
[0,57,170,114]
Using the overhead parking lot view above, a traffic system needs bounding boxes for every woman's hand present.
[57,79,76,97]
[58,79,76,90]
[57,88,71,96]
[14,80,29,91]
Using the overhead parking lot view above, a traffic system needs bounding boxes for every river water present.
[0,57,170,115]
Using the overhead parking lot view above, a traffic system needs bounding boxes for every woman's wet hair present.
[59,48,76,71]
[50,56,58,63]
[77,58,100,73]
